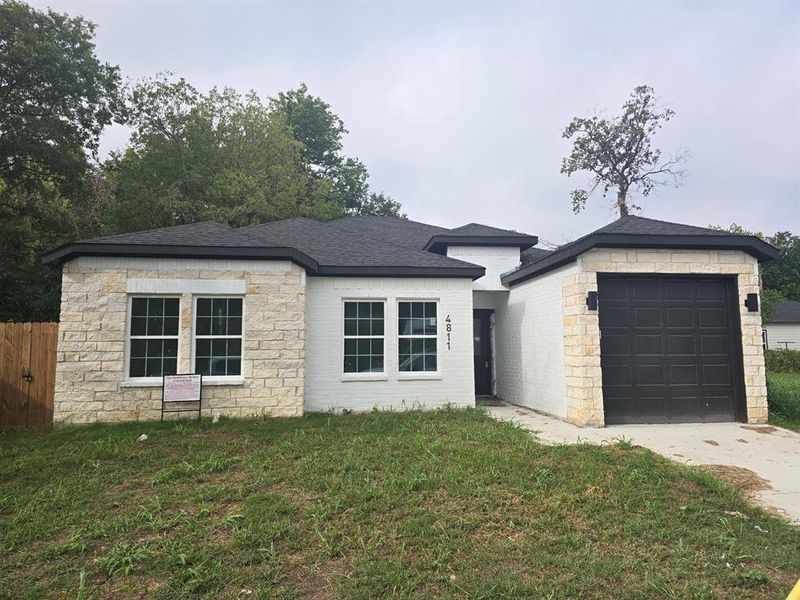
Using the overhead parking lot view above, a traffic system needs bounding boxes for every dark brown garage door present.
[598,275,745,424]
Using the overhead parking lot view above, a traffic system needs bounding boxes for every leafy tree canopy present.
[106,77,402,232]
[561,85,688,217]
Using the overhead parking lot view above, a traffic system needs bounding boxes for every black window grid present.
[344,301,385,374]
[194,297,244,377]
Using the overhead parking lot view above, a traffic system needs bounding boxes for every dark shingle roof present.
[449,223,526,237]
[520,247,554,265]
[502,215,779,286]
[766,300,800,324]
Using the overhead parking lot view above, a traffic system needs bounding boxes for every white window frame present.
[191,296,245,385]
[341,299,387,381]
[397,298,440,379]
[124,294,182,385]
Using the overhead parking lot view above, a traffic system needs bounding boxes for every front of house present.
[44,215,777,427]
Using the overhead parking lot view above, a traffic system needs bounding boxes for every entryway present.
[473,309,493,396]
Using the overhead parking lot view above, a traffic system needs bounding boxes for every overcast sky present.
[33,1,800,245]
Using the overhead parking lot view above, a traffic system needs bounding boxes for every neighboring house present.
[764,300,800,350]
[44,215,777,427]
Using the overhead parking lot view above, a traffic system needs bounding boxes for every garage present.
[598,275,747,424]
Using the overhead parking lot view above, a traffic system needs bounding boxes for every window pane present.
[424,316,437,335]
[357,302,371,318]
[372,319,384,336]
[344,319,357,336]
[372,302,384,318]
[196,338,211,357]
[212,298,227,317]
[163,358,178,376]
[424,338,437,354]
[228,317,242,336]
[398,319,411,336]
[163,339,178,358]
[357,356,370,372]
[210,358,226,376]
[146,339,163,357]
[399,339,411,354]
[131,317,147,337]
[227,358,241,376]
[411,355,424,371]
[344,339,357,355]
[149,298,165,316]
[344,302,357,318]
[197,298,212,316]
[371,356,384,372]
[399,302,410,318]
[212,339,227,357]
[344,356,357,373]
[211,316,226,335]
[131,298,148,317]
[195,358,210,375]
[196,317,211,336]
[129,358,145,377]
[425,354,437,372]
[357,319,371,336]
[163,317,179,336]
[411,303,423,318]
[147,317,163,336]
[357,339,370,355]
[146,358,162,377]
[228,338,241,357]
[164,298,180,317]
[131,339,147,359]
[424,302,437,319]
[371,339,383,355]
[228,299,242,317]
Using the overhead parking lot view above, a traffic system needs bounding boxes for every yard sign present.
[161,374,202,421]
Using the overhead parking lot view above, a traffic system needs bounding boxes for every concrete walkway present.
[485,402,800,524]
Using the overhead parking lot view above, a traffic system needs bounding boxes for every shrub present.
[766,373,800,423]
[765,349,800,374]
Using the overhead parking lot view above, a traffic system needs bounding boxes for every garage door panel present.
[700,335,728,355]
[702,364,731,385]
[635,335,662,354]
[666,307,694,328]
[669,364,698,385]
[599,276,743,424]
[601,307,629,328]
[634,307,661,327]
[668,335,696,355]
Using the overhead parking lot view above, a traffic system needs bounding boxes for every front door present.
[473,310,493,395]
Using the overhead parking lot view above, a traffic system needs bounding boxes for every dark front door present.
[598,275,745,424]
[473,310,493,395]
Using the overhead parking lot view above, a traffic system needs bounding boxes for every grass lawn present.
[1,409,798,599]
[767,372,800,432]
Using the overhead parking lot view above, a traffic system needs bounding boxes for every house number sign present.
[445,314,452,350]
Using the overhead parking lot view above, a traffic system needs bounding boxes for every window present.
[398,301,437,372]
[343,301,384,373]
[128,297,180,378]
[194,298,243,377]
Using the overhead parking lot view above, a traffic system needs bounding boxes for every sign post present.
[161,374,203,421]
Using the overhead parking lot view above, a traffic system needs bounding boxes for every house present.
[764,300,800,350]
[43,214,778,426]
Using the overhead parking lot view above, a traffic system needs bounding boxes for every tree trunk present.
[616,190,629,217]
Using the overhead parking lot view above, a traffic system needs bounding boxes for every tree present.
[0,0,123,195]
[0,1,124,321]
[712,224,800,316]
[106,77,403,232]
[270,84,403,217]
[561,85,688,217]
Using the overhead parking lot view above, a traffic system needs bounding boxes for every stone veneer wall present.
[562,248,768,427]
[54,258,305,423]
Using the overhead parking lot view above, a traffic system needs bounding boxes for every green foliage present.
[105,76,403,233]
[766,372,800,429]
[765,349,800,374]
[0,1,123,321]
[561,85,688,217]
[711,224,800,304]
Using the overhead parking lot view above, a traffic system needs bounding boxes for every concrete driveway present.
[485,402,800,524]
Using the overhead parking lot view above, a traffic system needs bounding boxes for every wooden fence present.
[0,323,58,429]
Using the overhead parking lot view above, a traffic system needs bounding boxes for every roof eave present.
[41,243,320,271]
[501,233,779,286]
[424,234,538,253]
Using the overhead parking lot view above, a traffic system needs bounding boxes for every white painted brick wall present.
[305,276,475,412]
[446,246,520,291]
[494,263,578,417]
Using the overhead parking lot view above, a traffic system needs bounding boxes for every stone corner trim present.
[54,259,306,424]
